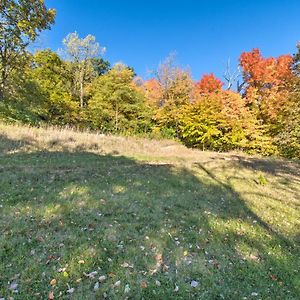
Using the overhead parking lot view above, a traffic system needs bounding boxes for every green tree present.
[62,32,105,108]
[0,52,51,124]
[88,63,152,133]
[0,0,55,98]
[90,57,110,76]
[30,49,77,124]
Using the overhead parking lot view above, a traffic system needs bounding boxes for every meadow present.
[0,123,299,299]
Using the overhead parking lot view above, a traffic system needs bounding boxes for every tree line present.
[1,0,300,158]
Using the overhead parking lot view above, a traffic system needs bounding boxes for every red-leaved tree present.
[195,73,223,94]
[239,48,293,121]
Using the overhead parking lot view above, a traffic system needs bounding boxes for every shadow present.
[0,136,299,299]
[194,162,297,248]
[229,154,300,178]
[0,133,34,155]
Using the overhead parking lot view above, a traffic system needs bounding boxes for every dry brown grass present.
[0,122,216,160]
[1,122,299,169]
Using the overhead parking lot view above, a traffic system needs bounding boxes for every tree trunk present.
[80,80,84,108]
[115,103,119,132]
[175,108,179,139]
[0,83,4,100]
[0,42,9,101]
[0,63,7,101]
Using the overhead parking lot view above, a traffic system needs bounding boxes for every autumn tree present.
[274,91,300,158]
[239,48,293,122]
[153,54,193,137]
[62,32,105,108]
[0,0,56,99]
[195,73,223,95]
[274,49,300,158]
[143,78,162,108]
[178,91,261,152]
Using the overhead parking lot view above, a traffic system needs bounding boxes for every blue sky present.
[40,0,300,80]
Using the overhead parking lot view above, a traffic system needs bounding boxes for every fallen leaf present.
[249,254,259,261]
[58,267,66,273]
[63,271,69,277]
[121,262,133,268]
[37,236,45,242]
[99,275,106,282]
[191,280,199,288]
[114,280,121,288]
[162,264,169,273]
[78,260,85,264]
[48,255,56,260]
[84,271,98,279]
[140,281,148,289]
[9,283,18,290]
[124,284,130,293]
[67,287,74,294]
[88,223,96,230]
[270,274,277,281]
[155,253,163,263]
[50,279,57,286]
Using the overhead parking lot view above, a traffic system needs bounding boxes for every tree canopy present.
[0,1,299,158]
[0,0,55,98]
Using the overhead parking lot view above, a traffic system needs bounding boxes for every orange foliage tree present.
[239,48,293,122]
[195,73,223,94]
[143,78,162,107]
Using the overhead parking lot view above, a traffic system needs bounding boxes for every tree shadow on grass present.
[0,137,299,299]
[0,133,34,155]
[193,162,298,247]
[229,154,300,178]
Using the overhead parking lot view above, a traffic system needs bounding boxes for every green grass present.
[0,124,299,299]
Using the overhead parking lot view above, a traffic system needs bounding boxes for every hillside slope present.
[0,123,299,299]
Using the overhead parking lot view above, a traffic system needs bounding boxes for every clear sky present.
[40,0,300,80]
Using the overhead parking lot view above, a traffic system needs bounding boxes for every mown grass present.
[0,123,299,299]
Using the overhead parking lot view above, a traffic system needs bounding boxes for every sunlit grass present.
[0,123,299,299]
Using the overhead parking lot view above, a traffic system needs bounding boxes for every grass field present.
[0,123,299,299]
